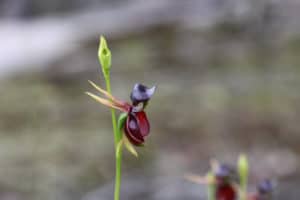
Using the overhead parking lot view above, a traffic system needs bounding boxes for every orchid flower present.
[87,81,156,146]
[185,160,237,200]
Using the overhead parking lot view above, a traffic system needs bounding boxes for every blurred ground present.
[0,0,300,200]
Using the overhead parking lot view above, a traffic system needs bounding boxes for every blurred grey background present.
[0,0,300,199]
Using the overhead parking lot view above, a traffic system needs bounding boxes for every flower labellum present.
[130,83,156,106]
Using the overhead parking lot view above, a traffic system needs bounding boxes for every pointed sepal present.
[123,136,138,157]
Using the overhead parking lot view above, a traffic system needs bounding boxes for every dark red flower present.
[216,184,236,200]
[87,81,156,146]
[124,84,155,145]
[185,162,237,200]
[214,164,237,200]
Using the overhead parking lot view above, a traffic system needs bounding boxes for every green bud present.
[238,153,249,200]
[98,36,111,76]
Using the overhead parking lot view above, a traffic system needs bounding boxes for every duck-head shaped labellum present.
[125,110,150,145]
[215,164,236,184]
[130,83,156,106]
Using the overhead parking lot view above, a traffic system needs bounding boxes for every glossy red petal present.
[135,111,150,137]
[125,113,144,145]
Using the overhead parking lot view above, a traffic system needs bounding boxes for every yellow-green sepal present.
[123,136,138,157]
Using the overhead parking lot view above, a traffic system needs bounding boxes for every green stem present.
[207,172,216,200]
[105,76,119,145]
[114,147,122,200]
[104,75,123,200]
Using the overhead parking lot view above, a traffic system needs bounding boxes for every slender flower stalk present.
[87,36,155,200]
[97,36,122,200]
[207,172,216,200]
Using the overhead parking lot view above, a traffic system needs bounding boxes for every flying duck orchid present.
[86,82,156,146]
[92,36,157,200]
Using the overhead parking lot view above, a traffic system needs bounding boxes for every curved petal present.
[125,113,144,145]
[135,111,150,137]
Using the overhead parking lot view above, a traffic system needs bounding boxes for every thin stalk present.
[114,146,122,200]
[207,172,216,200]
[105,76,119,145]
[104,75,123,200]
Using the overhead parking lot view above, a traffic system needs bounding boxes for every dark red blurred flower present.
[214,164,237,200]
[184,162,237,200]
[216,184,236,200]
[249,179,274,200]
